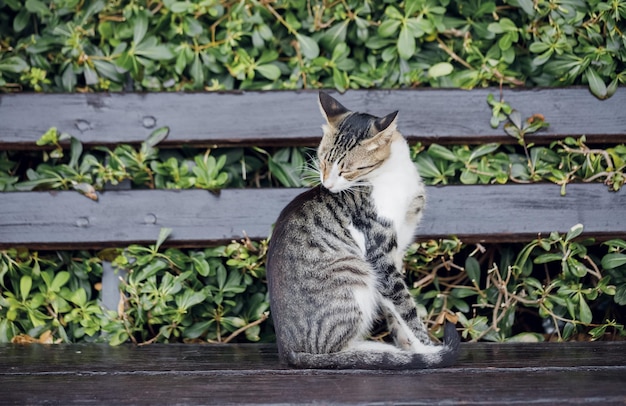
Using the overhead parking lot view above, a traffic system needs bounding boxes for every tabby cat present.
[266,92,460,369]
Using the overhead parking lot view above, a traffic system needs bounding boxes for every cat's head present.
[317,92,400,193]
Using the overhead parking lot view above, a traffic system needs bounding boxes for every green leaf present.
[13,9,30,32]
[428,62,453,78]
[460,168,478,184]
[296,34,319,60]
[585,67,608,99]
[465,256,481,283]
[135,38,175,61]
[0,56,29,73]
[514,0,535,15]
[378,19,401,37]
[578,297,592,324]
[255,64,281,80]
[565,223,584,242]
[427,144,457,162]
[20,275,32,300]
[534,253,563,264]
[397,25,415,60]
[145,127,169,148]
[69,288,87,307]
[529,42,550,53]
[51,271,70,292]
[601,253,626,270]
[414,155,442,180]
[25,0,49,16]
[155,228,173,250]
[133,12,149,45]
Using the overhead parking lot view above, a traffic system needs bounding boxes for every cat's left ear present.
[364,111,399,151]
[374,111,398,134]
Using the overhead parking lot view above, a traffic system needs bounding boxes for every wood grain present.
[1,342,625,405]
[1,183,624,249]
[1,88,624,149]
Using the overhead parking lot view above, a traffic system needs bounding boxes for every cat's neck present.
[367,136,423,249]
[368,136,419,193]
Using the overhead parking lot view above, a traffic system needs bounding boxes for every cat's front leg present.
[377,268,437,351]
[364,228,434,350]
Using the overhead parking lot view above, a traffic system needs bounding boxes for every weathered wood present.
[0,183,624,249]
[1,342,625,405]
[1,88,624,149]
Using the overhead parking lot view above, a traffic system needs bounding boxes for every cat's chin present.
[322,184,350,194]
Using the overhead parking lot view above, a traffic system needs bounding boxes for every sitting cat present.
[266,92,460,369]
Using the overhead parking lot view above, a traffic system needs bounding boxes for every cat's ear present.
[319,92,350,127]
[364,111,399,151]
[374,111,398,134]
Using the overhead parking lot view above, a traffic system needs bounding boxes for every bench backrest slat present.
[1,88,624,149]
[1,183,623,250]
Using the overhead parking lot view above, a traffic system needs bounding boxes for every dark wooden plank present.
[1,184,624,249]
[1,88,624,149]
[2,342,625,373]
[0,343,625,405]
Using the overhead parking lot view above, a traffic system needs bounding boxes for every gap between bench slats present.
[1,183,624,250]
[1,88,624,149]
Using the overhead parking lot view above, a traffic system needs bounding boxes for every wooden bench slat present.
[1,88,624,149]
[1,183,623,249]
[1,343,625,404]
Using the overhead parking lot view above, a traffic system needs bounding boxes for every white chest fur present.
[369,139,425,252]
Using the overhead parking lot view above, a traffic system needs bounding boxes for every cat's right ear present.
[319,92,349,127]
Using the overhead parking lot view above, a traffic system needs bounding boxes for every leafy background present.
[1,0,624,96]
[1,0,625,344]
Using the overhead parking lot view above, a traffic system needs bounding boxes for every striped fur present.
[266,93,459,369]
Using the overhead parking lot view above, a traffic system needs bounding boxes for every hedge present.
[0,0,624,96]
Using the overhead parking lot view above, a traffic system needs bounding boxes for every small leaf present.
[428,62,453,78]
[0,56,29,73]
[51,271,70,292]
[578,297,592,324]
[145,127,169,148]
[255,64,281,80]
[72,182,98,201]
[601,254,626,270]
[565,223,584,242]
[585,67,608,99]
[20,275,32,300]
[427,144,457,162]
[155,228,173,250]
[133,12,149,45]
[296,34,320,60]
[397,25,415,60]
[465,256,481,283]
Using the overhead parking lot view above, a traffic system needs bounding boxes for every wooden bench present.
[1,88,625,404]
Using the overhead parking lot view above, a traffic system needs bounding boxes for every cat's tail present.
[284,322,461,370]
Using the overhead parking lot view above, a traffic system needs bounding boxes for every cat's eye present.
[356,164,377,171]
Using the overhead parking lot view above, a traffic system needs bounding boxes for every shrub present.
[1,0,624,97]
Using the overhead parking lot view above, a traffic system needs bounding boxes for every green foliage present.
[412,136,626,193]
[3,226,624,344]
[0,235,270,344]
[3,129,625,194]
[0,248,103,343]
[406,224,626,342]
[102,232,270,345]
[1,0,624,96]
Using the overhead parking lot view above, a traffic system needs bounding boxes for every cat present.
[266,92,460,369]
